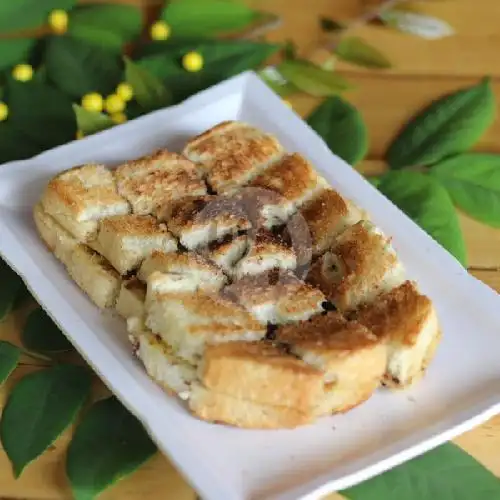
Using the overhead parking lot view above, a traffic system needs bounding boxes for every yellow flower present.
[150,21,171,41]
[116,82,133,102]
[0,102,9,122]
[81,93,103,113]
[104,94,125,114]
[182,51,203,72]
[48,9,68,34]
[76,130,84,140]
[111,112,127,124]
[12,64,33,82]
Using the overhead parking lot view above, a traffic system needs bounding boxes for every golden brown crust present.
[114,150,206,215]
[183,121,237,151]
[96,214,167,236]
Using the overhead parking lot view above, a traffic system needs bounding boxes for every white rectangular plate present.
[1,71,499,500]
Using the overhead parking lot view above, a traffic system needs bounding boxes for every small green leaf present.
[0,365,91,477]
[386,78,496,169]
[138,40,279,103]
[367,175,382,188]
[0,122,42,165]
[0,38,36,72]
[380,7,455,40]
[335,36,392,69]
[376,170,467,265]
[124,57,171,111]
[0,0,75,32]
[7,80,77,151]
[258,66,298,97]
[320,17,346,33]
[69,5,142,51]
[45,36,123,98]
[73,104,114,136]
[22,308,73,354]
[67,397,157,500]
[0,258,24,321]
[342,443,500,499]
[0,341,21,385]
[430,153,500,228]
[307,96,368,165]
[278,60,353,97]
[161,0,266,37]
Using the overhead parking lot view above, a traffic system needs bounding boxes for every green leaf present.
[307,96,368,165]
[22,308,73,354]
[0,364,91,477]
[0,0,75,32]
[258,66,298,97]
[45,36,123,98]
[376,170,467,265]
[124,57,171,111]
[283,39,297,60]
[161,0,266,37]
[69,5,142,51]
[277,60,353,97]
[386,78,496,169]
[380,7,455,40]
[73,104,114,136]
[320,17,346,33]
[335,36,392,69]
[0,38,36,72]
[0,258,24,321]
[7,80,77,151]
[430,153,500,228]
[0,122,42,165]
[12,283,32,310]
[67,397,157,500]
[138,40,279,103]
[342,443,500,499]
[0,341,20,385]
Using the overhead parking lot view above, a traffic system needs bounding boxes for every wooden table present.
[1,0,500,498]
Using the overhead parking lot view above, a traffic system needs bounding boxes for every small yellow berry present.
[81,93,103,113]
[104,94,125,114]
[150,21,171,41]
[283,99,293,108]
[0,102,9,122]
[116,82,133,102]
[182,51,203,72]
[111,112,127,124]
[12,64,33,82]
[48,9,68,34]
[76,130,84,140]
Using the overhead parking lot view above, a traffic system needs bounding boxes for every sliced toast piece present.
[115,278,146,319]
[277,311,387,415]
[308,220,406,312]
[183,121,284,194]
[203,234,249,276]
[353,281,440,388]
[90,215,177,275]
[114,150,206,215]
[41,164,130,241]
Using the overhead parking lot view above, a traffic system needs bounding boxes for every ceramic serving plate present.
[0,71,499,500]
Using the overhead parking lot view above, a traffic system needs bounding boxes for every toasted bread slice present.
[233,229,296,278]
[33,202,78,267]
[115,278,146,319]
[188,384,313,429]
[90,215,178,275]
[308,220,406,312]
[199,341,324,411]
[159,195,251,250]
[300,189,366,256]
[114,150,206,215]
[66,245,121,309]
[224,270,325,324]
[145,290,265,363]
[41,164,130,241]
[354,281,440,388]
[138,251,226,293]
[203,234,249,276]
[127,317,197,397]
[183,121,284,193]
[249,153,328,228]
[277,312,387,415]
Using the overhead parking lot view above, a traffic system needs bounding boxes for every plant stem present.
[20,348,53,364]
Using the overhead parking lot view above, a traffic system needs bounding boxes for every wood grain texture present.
[1,0,500,498]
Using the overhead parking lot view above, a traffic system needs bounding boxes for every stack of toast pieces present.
[34,121,441,429]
